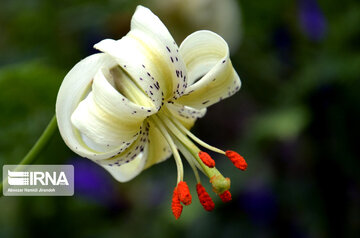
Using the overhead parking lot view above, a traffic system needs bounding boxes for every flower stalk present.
[0,115,57,197]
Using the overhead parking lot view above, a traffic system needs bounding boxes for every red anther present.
[171,187,183,220]
[198,151,215,168]
[177,181,192,205]
[219,190,232,203]
[196,183,215,212]
[225,150,247,171]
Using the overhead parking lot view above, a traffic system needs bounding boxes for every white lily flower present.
[56,5,246,219]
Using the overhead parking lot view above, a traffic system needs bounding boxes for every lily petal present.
[100,126,150,182]
[95,5,188,102]
[71,67,156,151]
[176,30,241,109]
[91,120,151,182]
[94,37,164,110]
[57,53,127,160]
[101,152,148,182]
[56,53,153,164]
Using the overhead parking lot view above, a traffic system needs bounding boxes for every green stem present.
[0,115,57,197]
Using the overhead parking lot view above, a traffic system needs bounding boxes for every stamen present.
[198,151,215,168]
[158,114,231,193]
[159,115,215,172]
[225,150,247,171]
[177,181,192,205]
[175,138,204,180]
[219,190,232,203]
[151,116,184,182]
[196,183,215,211]
[171,187,183,219]
[169,116,225,155]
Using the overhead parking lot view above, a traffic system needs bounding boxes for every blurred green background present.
[0,0,359,237]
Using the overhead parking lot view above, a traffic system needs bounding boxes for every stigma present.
[150,107,247,219]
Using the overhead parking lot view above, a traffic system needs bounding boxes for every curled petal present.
[177,30,241,109]
[96,121,151,182]
[71,67,155,151]
[100,135,150,182]
[94,37,164,110]
[101,153,148,182]
[95,6,188,102]
[56,54,153,181]
[56,53,125,160]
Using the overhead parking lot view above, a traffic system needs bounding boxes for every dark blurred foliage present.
[0,0,360,237]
